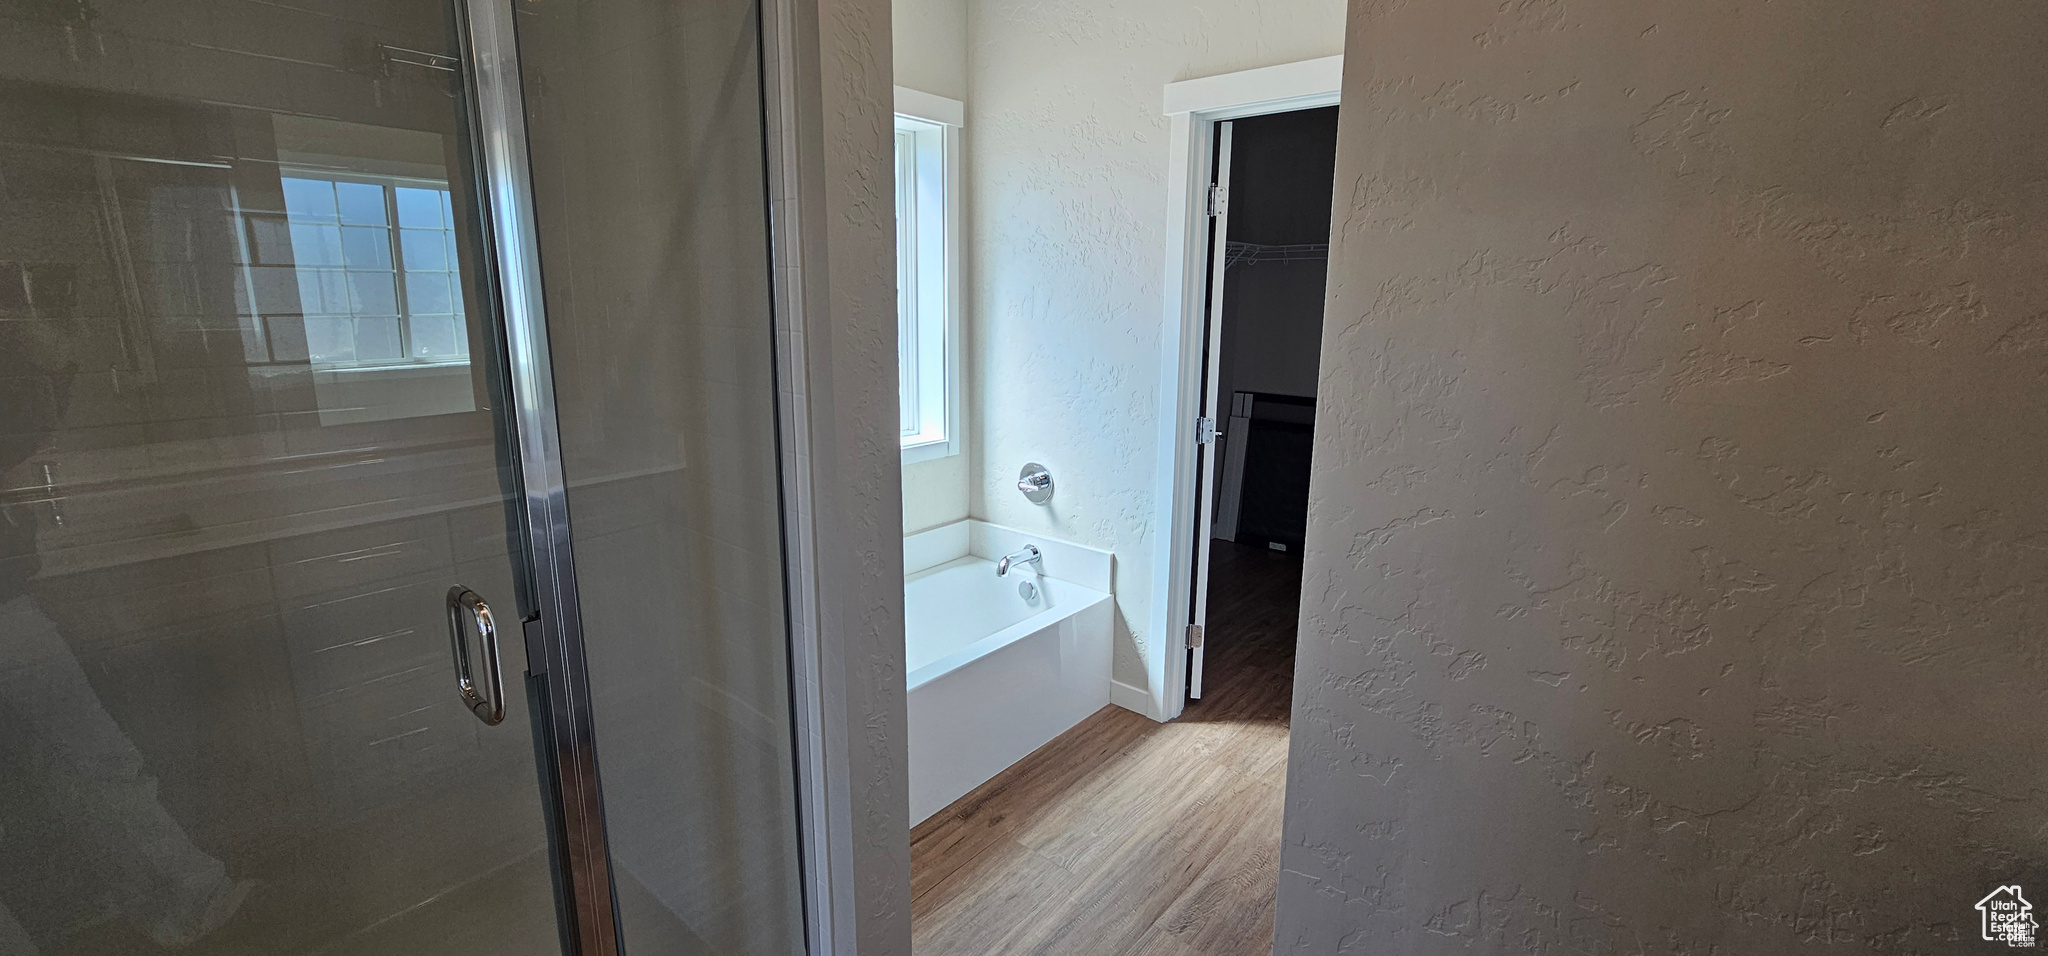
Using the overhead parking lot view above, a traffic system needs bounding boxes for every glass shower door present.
[511,0,813,953]
[0,3,566,954]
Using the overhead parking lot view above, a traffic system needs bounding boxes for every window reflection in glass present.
[276,176,469,368]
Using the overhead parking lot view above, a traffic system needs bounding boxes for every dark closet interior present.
[1211,106,1338,554]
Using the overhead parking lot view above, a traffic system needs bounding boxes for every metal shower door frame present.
[454,1,623,954]
[455,0,836,953]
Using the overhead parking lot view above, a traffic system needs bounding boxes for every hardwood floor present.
[910,540,1302,956]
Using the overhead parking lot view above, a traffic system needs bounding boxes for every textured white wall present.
[1278,0,2048,951]
[900,454,969,534]
[965,0,1346,687]
[794,0,913,949]
[893,0,971,535]
[890,0,966,99]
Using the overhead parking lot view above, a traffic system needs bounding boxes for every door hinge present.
[1206,183,1229,218]
[1196,416,1217,444]
[1185,624,1205,649]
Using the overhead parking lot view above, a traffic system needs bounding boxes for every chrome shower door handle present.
[446,586,507,725]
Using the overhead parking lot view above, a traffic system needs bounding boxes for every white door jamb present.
[1146,54,1342,722]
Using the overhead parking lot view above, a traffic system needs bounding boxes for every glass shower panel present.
[0,4,564,955]
[514,1,809,953]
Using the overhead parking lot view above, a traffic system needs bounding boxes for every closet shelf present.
[1224,241,1330,268]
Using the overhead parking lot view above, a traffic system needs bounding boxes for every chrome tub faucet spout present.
[997,544,1042,577]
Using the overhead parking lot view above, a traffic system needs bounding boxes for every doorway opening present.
[1185,107,1339,704]
[905,81,1342,955]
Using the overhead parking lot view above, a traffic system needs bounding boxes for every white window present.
[894,89,963,462]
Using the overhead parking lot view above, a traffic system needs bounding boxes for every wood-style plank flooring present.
[910,540,1302,956]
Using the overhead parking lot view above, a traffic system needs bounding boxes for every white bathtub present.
[904,520,1114,824]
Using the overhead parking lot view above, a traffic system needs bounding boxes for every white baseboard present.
[1110,679,1161,721]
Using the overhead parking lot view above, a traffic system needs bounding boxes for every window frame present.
[893,88,964,464]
